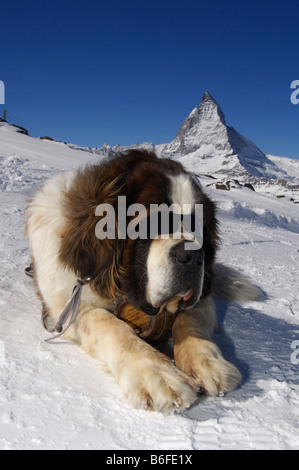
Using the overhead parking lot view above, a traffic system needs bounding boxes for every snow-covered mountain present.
[94,91,283,178]
[93,93,298,200]
[156,91,283,180]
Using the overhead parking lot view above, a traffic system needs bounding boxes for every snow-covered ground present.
[0,122,298,450]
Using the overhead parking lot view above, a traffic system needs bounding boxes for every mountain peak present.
[169,91,227,154]
[201,90,218,105]
[198,90,226,125]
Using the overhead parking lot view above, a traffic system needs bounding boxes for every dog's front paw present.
[174,338,242,396]
[117,353,198,412]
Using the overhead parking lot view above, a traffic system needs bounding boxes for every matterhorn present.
[97,92,285,182]
[155,91,283,180]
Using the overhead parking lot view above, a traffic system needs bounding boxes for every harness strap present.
[25,264,171,342]
[42,275,90,343]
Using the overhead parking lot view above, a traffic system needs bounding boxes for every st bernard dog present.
[25,149,243,412]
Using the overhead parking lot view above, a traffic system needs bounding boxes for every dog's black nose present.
[170,241,204,266]
[141,302,160,316]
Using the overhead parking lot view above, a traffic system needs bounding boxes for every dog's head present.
[59,150,218,315]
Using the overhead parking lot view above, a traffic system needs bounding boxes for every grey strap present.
[43,275,90,343]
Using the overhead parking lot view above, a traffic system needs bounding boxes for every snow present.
[0,121,299,450]
[267,154,299,181]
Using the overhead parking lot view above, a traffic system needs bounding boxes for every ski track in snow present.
[0,128,299,450]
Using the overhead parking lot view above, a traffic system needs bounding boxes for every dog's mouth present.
[182,288,194,302]
[141,288,196,316]
[170,288,196,313]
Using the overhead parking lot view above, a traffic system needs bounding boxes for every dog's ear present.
[58,165,126,301]
[58,150,162,301]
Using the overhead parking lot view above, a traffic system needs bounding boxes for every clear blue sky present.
[0,0,298,158]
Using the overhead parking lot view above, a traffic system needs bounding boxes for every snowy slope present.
[267,154,299,181]
[0,121,96,170]
[0,123,299,450]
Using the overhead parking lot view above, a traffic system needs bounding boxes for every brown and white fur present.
[25,150,244,412]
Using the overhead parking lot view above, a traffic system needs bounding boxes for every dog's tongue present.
[183,289,193,302]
